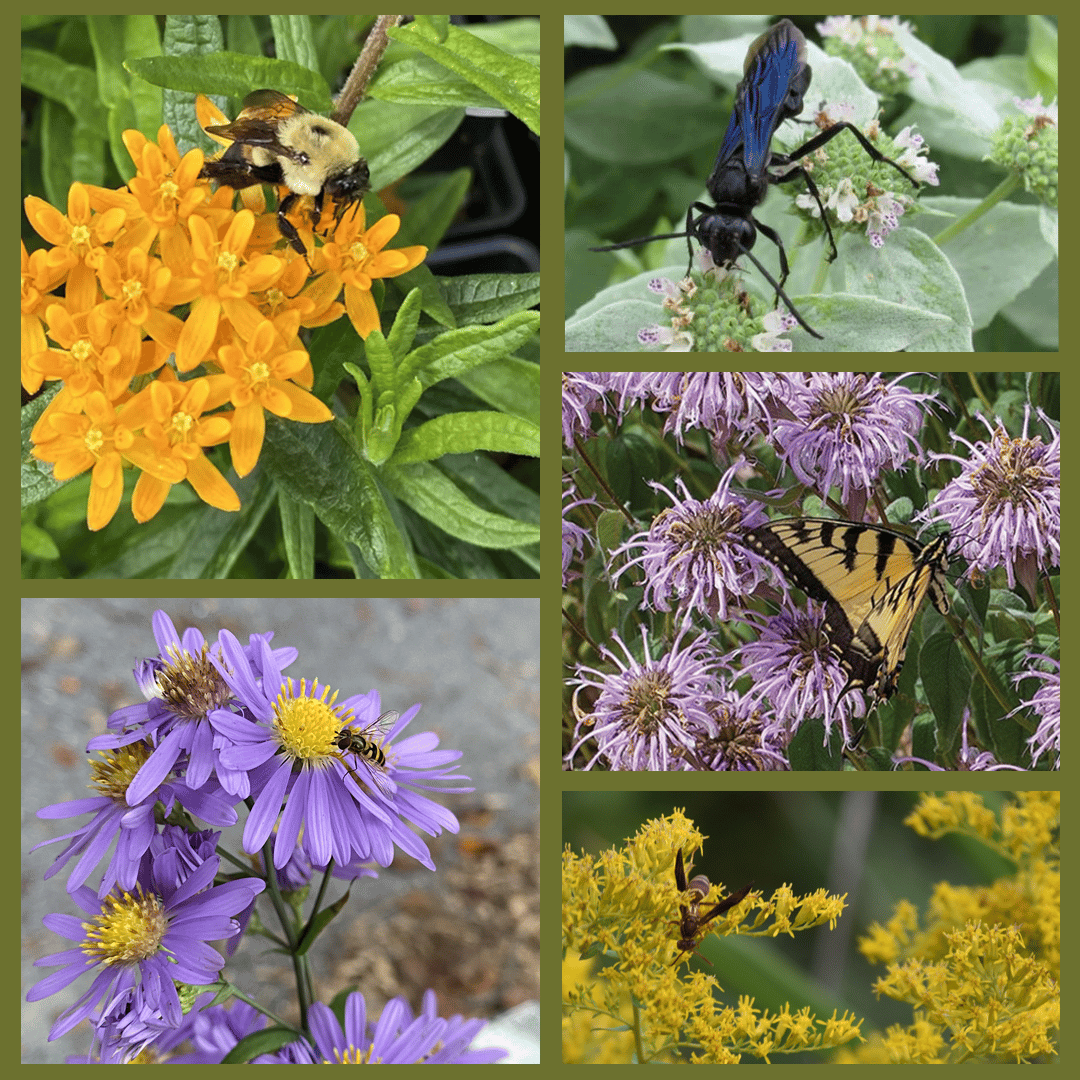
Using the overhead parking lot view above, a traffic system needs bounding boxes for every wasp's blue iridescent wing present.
[737,21,809,171]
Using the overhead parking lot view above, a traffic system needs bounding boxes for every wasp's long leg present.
[735,235,823,340]
[778,121,921,191]
[768,160,839,263]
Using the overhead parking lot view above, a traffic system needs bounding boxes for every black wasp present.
[592,19,921,339]
[671,848,753,966]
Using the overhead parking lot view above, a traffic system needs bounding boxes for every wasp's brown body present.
[671,847,752,965]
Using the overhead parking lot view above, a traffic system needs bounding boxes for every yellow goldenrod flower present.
[562,810,862,1063]
[844,791,1059,1064]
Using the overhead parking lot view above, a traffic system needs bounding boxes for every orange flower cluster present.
[22,107,427,531]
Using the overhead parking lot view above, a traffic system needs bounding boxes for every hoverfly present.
[332,710,398,799]
[591,19,921,338]
[671,847,753,966]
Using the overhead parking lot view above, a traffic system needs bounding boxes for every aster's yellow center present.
[273,677,354,764]
[329,1045,375,1064]
[90,743,154,800]
[81,887,167,965]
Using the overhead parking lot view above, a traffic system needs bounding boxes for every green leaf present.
[383,462,540,549]
[389,21,539,134]
[439,272,541,325]
[261,416,419,579]
[21,48,108,135]
[125,52,333,112]
[438,452,540,538]
[389,412,539,465]
[277,490,315,579]
[21,521,60,561]
[386,288,424,362]
[787,719,846,771]
[296,888,351,955]
[456,357,539,422]
[222,1026,303,1065]
[402,311,540,387]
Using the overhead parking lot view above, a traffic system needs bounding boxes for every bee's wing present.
[239,89,307,119]
[203,115,309,165]
[345,709,398,740]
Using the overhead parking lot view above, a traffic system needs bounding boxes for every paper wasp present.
[592,19,921,338]
[671,847,752,966]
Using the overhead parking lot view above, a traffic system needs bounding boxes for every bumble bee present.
[199,88,370,263]
[332,710,398,799]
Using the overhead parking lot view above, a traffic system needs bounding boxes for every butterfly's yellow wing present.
[746,517,950,699]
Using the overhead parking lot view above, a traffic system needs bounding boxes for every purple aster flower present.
[611,464,773,621]
[1012,654,1059,770]
[566,623,722,771]
[87,610,298,803]
[301,989,506,1064]
[928,407,1060,596]
[162,996,270,1063]
[32,743,238,899]
[738,603,861,746]
[209,630,468,869]
[27,827,265,1044]
[769,372,939,510]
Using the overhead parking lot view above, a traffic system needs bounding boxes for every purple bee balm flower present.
[929,407,1059,595]
[209,630,470,870]
[769,371,940,508]
[27,829,265,1043]
[1012,654,1059,770]
[562,371,608,446]
[87,610,298,803]
[739,602,861,746]
[300,989,506,1064]
[611,463,773,622]
[566,622,722,771]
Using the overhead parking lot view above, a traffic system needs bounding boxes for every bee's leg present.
[276,191,312,265]
[310,191,325,231]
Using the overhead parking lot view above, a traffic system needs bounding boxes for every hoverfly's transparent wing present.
[368,710,400,739]
[336,755,397,800]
